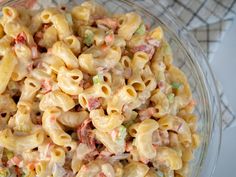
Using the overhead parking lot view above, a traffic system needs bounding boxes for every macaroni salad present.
[0,1,200,177]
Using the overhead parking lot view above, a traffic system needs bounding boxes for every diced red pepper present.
[98,172,107,177]
[41,79,52,94]
[87,97,101,111]
[10,156,22,166]
[104,32,114,46]
[138,107,156,121]
[131,44,155,59]
[101,43,108,51]
[146,38,160,47]
[14,166,21,176]
[28,162,35,170]
[15,32,27,45]
[77,119,96,150]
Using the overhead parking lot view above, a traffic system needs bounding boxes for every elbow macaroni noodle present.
[0,2,200,177]
[42,107,72,146]
[90,108,124,132]
[0,50,17,94]
[135,119,159,159]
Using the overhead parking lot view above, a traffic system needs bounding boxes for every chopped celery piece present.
[0,168,10,177]
[156,170,164,177]
[92,74,103,84]
[115,125,127,144]
[83,30,94,46]
[6,150,14,160]
[65,13,73,25]
[135,23,146,35]
[21,173,27,177]
[171,82,182,89]
[167,93,175,103]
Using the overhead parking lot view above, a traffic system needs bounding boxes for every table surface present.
[210,19,236,177]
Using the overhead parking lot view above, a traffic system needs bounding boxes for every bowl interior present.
[0,0,222,176]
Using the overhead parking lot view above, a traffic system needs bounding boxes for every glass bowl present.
[0,0,222,177]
